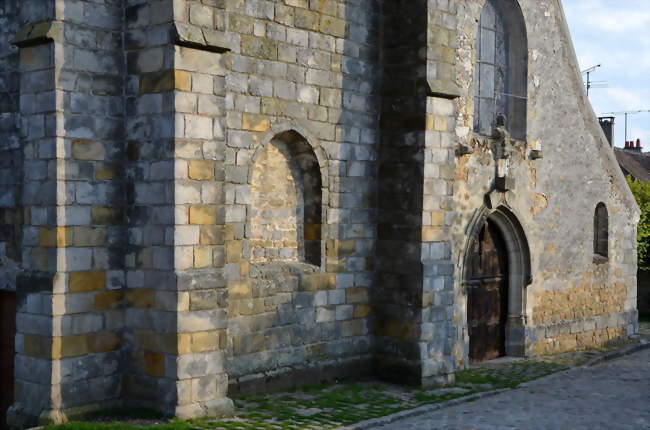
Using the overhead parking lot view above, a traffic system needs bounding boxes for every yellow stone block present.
[72,227,108,246]
[91,206,122,225]
[39,228,56,247]
[69,271,106,293]
[422,292,433,308]
[189,205,217,225]
[200,226,224,245]
[226,240,242,263]
[425,114,435,131]
[175,70,192,91]
[53,335,88,358]
[140,70,174,93]
[95,291,123,310]
[382,320,416,341]
[230,281,252,299]
[96,163,117,180]
[23,334,52,359]
[346,287,368,304]
[302,273,336,291]
[191,331,220,352]
[194,246,212,268]
[88,332,121,353]
[144,351,165,377]
[242,113,270,132]
[337,239,356,257]
[71,140,105,161]
[188,160,215,180]
[353,304,371,318]
[430,211,445,226]
[177,333,192,354]
[126,289,155,308]
[39,226,73,248]
[422,226,443,242]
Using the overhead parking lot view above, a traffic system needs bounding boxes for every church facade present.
[0,0,639,427]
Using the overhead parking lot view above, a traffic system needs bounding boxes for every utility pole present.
[602,110,650,143]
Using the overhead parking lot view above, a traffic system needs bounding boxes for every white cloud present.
[563,0,650,147]
[594,88,649,114]
[564,0,650,34]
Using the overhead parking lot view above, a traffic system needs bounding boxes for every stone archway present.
[462,205,531,358]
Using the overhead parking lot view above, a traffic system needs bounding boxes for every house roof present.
[614,148,650,182]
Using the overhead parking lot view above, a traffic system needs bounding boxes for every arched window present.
[250,131,322,266]
[474,0,528,140]
[594,203,608,259]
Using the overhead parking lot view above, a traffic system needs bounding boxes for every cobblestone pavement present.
[371,348,650,430]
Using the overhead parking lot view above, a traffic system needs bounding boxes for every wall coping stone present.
[426,78,461,99]
[173,23,230,53]
[12,20,62,48]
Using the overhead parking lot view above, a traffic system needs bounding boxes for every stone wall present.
[123,0,232,417]
[0,0,22,292]
[220,0,380,393]
[0,0,641,426]
[446,0,638,363]
[10,0,126,424]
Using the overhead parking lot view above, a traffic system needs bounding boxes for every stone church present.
[0,0,640,427]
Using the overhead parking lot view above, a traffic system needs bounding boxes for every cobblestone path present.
[371,348,650,430]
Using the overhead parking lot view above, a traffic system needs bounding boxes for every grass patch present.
[44,360,575,430]
[44,420,192,430]
[454,361,568,390]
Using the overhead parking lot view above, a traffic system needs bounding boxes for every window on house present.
[594,203,608,259]
[250,131,322,266]
[474,0,528,140]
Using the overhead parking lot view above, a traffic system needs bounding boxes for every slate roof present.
[614,148,650,182]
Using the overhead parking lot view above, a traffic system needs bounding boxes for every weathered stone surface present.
[0,0,638,426]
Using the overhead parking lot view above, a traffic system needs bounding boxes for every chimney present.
[598,116,615,146]
[624,139,643,152]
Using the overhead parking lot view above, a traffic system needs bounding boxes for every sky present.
[562,0,650,148]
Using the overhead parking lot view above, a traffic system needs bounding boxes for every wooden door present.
[467,220,508,363]
[0,292,16,429]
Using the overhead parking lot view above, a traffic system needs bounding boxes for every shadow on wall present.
[638,270,650,317]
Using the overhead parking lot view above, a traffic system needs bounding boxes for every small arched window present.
[250,131,322,266]
[474,0,528,140]
[594,203,608,259]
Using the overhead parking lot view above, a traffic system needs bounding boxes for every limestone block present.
[189,205,218,225]
[335,304,353,321]
[176,350,226,379]
[178,309,227,332]
[175,46,225,75]
[71,140,105,161]
[69,271,106,293]
[294,9,319,31]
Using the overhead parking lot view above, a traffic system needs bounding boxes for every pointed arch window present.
[474,0,528,140]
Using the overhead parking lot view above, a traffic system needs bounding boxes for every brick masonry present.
[0,0,640,427]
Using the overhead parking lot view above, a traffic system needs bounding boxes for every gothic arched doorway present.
[466,219,509,362]
[462,205,531,363]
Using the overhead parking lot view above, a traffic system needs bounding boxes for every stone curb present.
[333,389,510,430]
[583,339,650,367]
[337,341,650,430]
